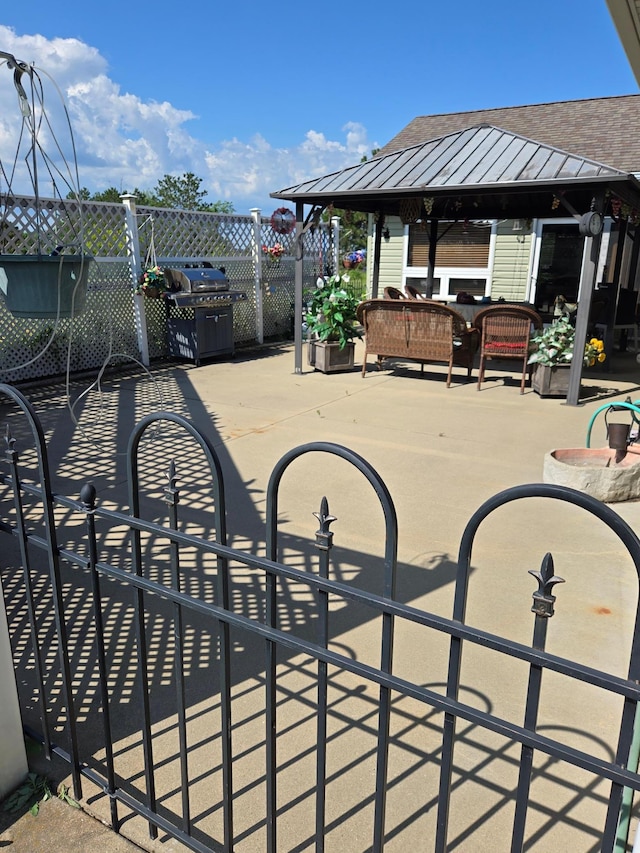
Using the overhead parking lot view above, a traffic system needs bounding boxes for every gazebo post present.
[294,201,304,374]
[566,200,605,405]
[371,212,384,298]
[427,219,438,298]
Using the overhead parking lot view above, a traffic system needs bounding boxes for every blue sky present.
[0,1,637,213]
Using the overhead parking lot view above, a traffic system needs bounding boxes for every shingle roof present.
[381,95,640,173]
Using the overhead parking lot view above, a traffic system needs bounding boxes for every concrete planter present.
[531,363,570,397]
[543,445,640,502]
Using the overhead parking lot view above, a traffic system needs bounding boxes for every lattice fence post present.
[121,193,149,365]
[250,208,264,345]
[331,216,340,275]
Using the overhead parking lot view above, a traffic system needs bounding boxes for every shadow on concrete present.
[0,365,633,852]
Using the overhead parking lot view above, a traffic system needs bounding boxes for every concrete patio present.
[2,340,640,852]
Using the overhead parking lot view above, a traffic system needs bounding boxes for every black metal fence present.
[2,380,640,852]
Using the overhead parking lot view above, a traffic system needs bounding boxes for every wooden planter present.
[531,363,571,397]
[0,254,91,319]
[311,339,355,373]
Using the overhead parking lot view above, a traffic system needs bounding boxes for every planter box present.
[0,254,91,319]
[312,340,355,373]
[308,336,317,367]
[531,363,571,397]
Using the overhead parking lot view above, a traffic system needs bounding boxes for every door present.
[532,222,584,314]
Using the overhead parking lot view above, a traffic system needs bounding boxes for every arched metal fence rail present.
[1,381,640,852]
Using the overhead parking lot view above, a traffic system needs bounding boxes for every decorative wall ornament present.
[270,207,296,235]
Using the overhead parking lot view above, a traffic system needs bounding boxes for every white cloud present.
[0,26,377,211]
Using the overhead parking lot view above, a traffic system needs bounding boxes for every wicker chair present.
[474,304,543,393]
[404,283,425,299]
[356,299,479,386]
[383,286,406,300]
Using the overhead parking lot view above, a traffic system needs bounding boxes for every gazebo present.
[272,124,640,404]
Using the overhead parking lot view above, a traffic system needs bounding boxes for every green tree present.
[130,187,161,206]
[205,200,235,214]
[66,187,91,200]
[153,172,233,212]
[154,172,206,210]
[72,174,234,212]
[324,206,368,258]
[91,187,124,203]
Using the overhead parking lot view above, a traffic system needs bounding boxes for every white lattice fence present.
[0,195,335,380]
[260,215,331,339]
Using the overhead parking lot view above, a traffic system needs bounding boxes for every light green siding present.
[490,221,532,301]
[367,216,404,297]
[370,217,534,302]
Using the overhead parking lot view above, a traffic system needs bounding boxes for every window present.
[449,278,486,297]
[406,277,441,296]
[407,222,492,300]
[408,223,491,268]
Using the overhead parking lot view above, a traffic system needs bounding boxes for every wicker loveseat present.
[356,299,480,386]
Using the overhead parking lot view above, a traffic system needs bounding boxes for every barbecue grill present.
[164,265,248,307]
[163,264,247,364]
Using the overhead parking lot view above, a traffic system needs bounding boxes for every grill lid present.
[165,266,229,293]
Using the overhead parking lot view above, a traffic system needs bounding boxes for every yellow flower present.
[589,338,599,346]
[596,340,604,351]
[598,352,606,362]
[589,358,595,366]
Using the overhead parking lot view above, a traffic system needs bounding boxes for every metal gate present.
[2,380,640,852]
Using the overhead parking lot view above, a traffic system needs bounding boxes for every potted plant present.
[528,315,606,396]
[342,249,366,269]
[135,265,168,299]
[306,274,362,372]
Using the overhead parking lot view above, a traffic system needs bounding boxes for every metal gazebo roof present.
[272,125,640,402]
[272,124,640,219]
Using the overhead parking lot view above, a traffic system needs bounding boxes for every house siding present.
[369,217,535,303]
[490,222,533,302]
[366,216,405,297]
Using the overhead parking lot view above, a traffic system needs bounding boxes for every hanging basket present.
[0,254,92,319]
[399,198,423,225]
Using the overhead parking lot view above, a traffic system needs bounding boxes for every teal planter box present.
[0,254,91,319]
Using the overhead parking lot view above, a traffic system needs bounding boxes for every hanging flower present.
[342,249,366,268]
[262,243,285,261]
[134,265,167,296]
